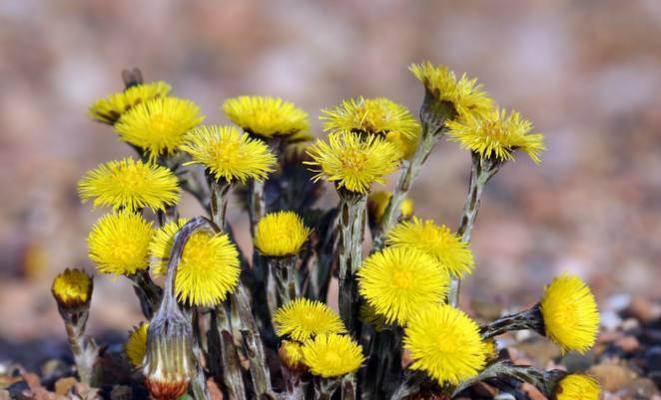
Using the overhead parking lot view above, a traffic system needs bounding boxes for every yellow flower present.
[305,132,400,194]
[367,191,414,225]
[115,97,205,161]
[409,62,493,120]
[254,211,311,257]
[404,304,487,385]
[273,298,346,341]
[385,123,421,160]
[78,158,181,212]
[88,210,153,276]
[301,334,364,378]
[278,340,306,372]
[223,96,309,138]
[51,268,93,309]
[357,247,449,325]
[126,322,149,367]
[149,219,240,306]
[387,218,474,278]
[553,374,600,400]
[89,81,171,125]
[321,97,419,139]
[446,108,545,164]
[540,274,600,353]
[181,125,276,183]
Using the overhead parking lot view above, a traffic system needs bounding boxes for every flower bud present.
[278,340,307,374]
[51,268,93,315]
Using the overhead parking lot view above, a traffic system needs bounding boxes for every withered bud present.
[143,311,196,400]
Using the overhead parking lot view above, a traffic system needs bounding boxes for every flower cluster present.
[49,64,600,399]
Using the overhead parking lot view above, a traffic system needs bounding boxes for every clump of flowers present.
[50,64,601,399]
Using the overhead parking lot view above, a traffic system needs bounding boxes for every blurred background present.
[1,0,660,368]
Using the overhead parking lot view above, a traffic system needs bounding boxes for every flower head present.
[273,298,346,341]
[321,97,419,139]
[149,219,240,306]
[279,340,306,372]
[367,191,414,225]
[181,125,276,183]
[404,304,487,385]
[126,322,149,367]
[553,374,600,400]
[446,108,545,164]
[540,274,600,353]
[305,132,400,194]
[89,81,171,125]
[88,210,153,276]
[410,62,493,120]
[301,334,364,378]
[78,158,180,212]
[358,247,449,325]
[223,96,309,138]
[115,97,205,161]
[387,218,474,278]
[385,123,421,160]
[51,268,93,310]
[254,211,311,257]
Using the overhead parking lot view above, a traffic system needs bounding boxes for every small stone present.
[588,361,638,392]
[607,293,632,312]
[615,336,640,353]
[54,377,77,396]
[625,297,661,324]
[0,389,9,400]
[621,377,659,398]
[621,318,640,332]
[645,346,661,373]
[601,310,622,331]
[494,393,517,400]
[520,383,547,400]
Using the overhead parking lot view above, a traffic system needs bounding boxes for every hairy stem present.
[61,311,97,386]
[209,178,231,231]
[271,256,300,307]
[480,304,544,340]
[447,153,501,307]
[371,124,442,251]
[337,191,367,334]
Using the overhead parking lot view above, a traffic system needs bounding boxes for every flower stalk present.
[447,152,501,306]
[128,269,163,319]
[270,256,300,307]
[480,304,544,340]
[337,190,367,332]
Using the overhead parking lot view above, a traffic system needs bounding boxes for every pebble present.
[625,297,661,324]
[615,335,640,353]
[601,310,623,331]
[620,377,659,398]
[645,346,661,373]
[588,361,638,392]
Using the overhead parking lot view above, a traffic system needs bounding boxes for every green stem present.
[337,191,367,333]
[447,153,501,307]
[371,124,442,251]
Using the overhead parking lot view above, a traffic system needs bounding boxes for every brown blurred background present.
[1,0,660,364]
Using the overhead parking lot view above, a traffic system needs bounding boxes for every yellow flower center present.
[392,270,413,289]
[322,351,342,367]
[341,149,369,173]
[180,233,214,271]
[149,113,176,136]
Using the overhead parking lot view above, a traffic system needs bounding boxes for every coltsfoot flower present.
[88,210,153,276]
[301,334,364,378]
[446,108,545,164]
[273,298,346,341]
[305,132,400,194]
[410,62,493,121]
[51,268,93,310]
[126,322,149,368]
[321,97,419,139]
[223,95,309,138]
[181,125,276,183]
[149,219,240,307]
[278,340,307,373]
[78,158,181,212]
[540,274,600,353]
[115,97,205,161]
[404,304,487,385]
[553,374,600,400]
[89,81,171,125]
[387,218,474,278]
[358,247,449,325]
[367,190,414,225]
[254,211,311,257]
